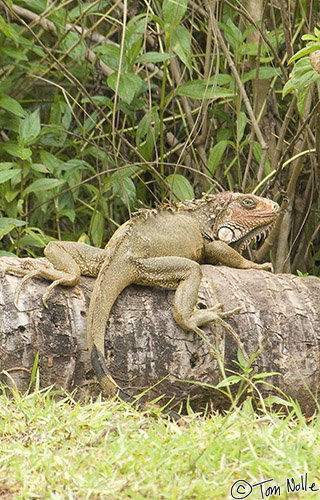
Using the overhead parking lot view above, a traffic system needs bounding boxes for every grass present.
[0,386,320,500]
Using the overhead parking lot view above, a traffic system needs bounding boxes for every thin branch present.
[209,8,267,153]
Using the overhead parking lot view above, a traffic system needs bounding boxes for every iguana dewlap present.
[7,191,279,407]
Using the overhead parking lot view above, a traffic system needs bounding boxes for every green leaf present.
[301,34,318,41]
[24,178,65,194]
[69,2,103,19]
[112,175,137,209]
[0,168,21,184]
[237,348,247,368]
[90,211,104,248]
[19,108,41,146]
[282,56,320,115]
[136,107,160,145]
[288,43,320,64]
[93,44,122,72]
[252,371,280,380]
[253,141,270,174]
[16,0,48,14]
[107,73,144,104]
[165,174,194,201]
[30,163,49,174]
[0,14,11,38]
[81,96,113,108]
[264,395,293,407]
[218,20,242,51]
[171,25,191,69]
[215,375,243,388]
[297,84,314,116]
[282,79,294,97]
[237,112,247,142]
[0,250,17,257]
[2,143,32,160]
[177,80,234,100]
[243,67,281,83]
[2,46,29,61]
[60,31,88,60]
[0,95,26,118]
[0,14,19,42]
[162,0,188,25]
[136,107,160,161]
[282,57,314,98]
[58,209,76,223]
[125,16,147,68]
[39,150,63,174]
[207,140,233,174]
[49,95,72,131]
[135,51,173,64]
[0,217,26,239]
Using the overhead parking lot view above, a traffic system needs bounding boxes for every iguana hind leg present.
[5,241,106,307]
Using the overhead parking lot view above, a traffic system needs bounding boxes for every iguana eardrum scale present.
[7,191,279,409]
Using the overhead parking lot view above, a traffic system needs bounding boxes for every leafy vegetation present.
[0,0,319,275]
[1,383,320,500]
[1,4,319,497]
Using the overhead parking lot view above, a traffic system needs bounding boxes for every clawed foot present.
[246,261,274,272]
[256,261,274,272]
[189,302,241,329]
[189,303,246,360]
[2,259,55,308]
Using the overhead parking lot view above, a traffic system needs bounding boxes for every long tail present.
[86,258,181,421]
[87,258,134,399]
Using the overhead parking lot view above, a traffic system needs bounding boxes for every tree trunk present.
[1,257,319,415]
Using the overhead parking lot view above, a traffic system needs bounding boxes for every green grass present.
[0,386,320,500]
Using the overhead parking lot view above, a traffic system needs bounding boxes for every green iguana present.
[6,191,279,408]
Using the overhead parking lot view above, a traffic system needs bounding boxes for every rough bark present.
[1,257,319,415]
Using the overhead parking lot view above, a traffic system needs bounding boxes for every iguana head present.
[192,191,280,250]
[214,192,280,251]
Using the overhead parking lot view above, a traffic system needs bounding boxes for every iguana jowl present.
[8,191,279,404]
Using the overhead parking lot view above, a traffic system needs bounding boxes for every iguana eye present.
[241,197,256,209]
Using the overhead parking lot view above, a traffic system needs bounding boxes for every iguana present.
[6,191,279,409]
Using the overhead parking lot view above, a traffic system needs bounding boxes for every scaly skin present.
[5,191,279,413]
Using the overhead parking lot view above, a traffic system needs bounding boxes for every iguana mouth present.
[232,221,275,253]
[217,218,276,253]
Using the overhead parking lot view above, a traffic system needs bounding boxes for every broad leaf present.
[165,174,194,201]
[19,108,41,146]
[112,175,137,209]
[107,73,144,104]
[135,51,173,64]
[2,143,32,160]
[0,95,26,118]
[208,141,234,174]
[171,25,191,70]
[24,178,65,194]
[177,80,234,100]
[243,67,281,83]
[288,43,320,63]
[237,112,247,143]
[0,168,21,184]
[0,217,26,239]
[162,0,188,25]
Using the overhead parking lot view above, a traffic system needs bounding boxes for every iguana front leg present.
[132,255,232,333]
[204,240,274,271]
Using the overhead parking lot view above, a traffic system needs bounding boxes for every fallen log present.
[0,256,319,415]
